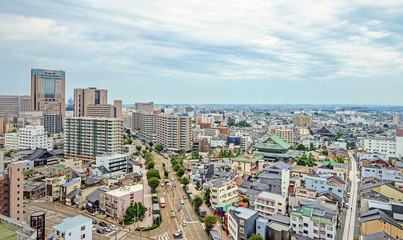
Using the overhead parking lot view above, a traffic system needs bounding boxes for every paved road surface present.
[342,152,359,240]
[151,152,209,240]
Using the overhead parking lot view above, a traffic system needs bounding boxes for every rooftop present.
[231,155,263,163]
[256,191,284,200]
[106,184,143,197]
[53,215,92,233]
[233,207,258,220]
[61,179,80,188]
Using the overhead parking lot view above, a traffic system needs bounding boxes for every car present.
[180,200,184,205]
[81,206,86,211]
[92,219,97,224]
[182,220,187,226]
[48,237,56,240]
[163,192,166,196]
[174,230,183,237]
[345,203,349,208]
[168,170,171,172]
[103,227,111,232]
[96,229,104,234]
[183,195,187,199]
[178,204,181,211]
[171,177,174,181]
[110,225,117,230]
[92,227,96,231]
[161,183,164,187]
[99,221,107,227]
[174,183,176,188]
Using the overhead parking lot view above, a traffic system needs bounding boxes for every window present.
[81,225,85,231]
[239,220,244,226]
[81,234,86,239]
[327,233,333,238]
[69,232,71,236]
[292,216,297,221]
[239,227,244,234]
[303,230,308,234]
[313,230,318,234]
[327,226,333,231]
[303,223,308,227]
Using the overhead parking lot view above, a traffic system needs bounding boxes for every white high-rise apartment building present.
[19,125,48,150]
[393,113,401,125]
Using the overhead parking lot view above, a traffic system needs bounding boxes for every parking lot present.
[25,201,130,240]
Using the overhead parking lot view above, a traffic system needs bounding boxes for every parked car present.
[163,192,166,196]
[161,183,164,187]
[171,177,174,181]
[99,221,107,227]
[103,227,111,232]
[345,203,349,208]
[96,229,104,234]
[182,220,187,226]
[92,227,96,231]
[110,225,117,230]
[92,219,97,224]
[183,195,187,199]
[174,230,183,237]
[180,200,184,205]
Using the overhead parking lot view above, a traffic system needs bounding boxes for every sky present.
[0,0,403,105]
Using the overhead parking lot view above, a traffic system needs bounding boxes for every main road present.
[342,151,359,240]
[151,152,209,240]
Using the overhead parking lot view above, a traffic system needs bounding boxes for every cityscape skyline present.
[1,0,403,105]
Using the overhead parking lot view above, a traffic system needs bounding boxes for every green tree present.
[196,180,201,189]
[192,195,204,215]
[123,140,130,145]
[142,149,147,155]
[336,157,345,163]
[177,168,185,178]
[248,233,264,240]
[127,138,133,144]
[204,187,211,202]
[297,153,317,167]
[136,145,142,151]
[296,144,306,151]
[180,176,190,188]
[148,177,160,192]
[173,163,181,172]
[147,161,155,169]
[383,124,389,128]
[147,169,160,179]
[149,141,153,147]
[164,169,169,177]
[391,181,396,186]
[171,159,179,166]
[155,144,164,152]
[10,128,17,133]
[203,214,219,232]
[242,198,249,203]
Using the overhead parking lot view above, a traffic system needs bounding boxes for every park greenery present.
[297,153,317,167]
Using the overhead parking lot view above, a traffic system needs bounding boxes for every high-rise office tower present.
[0,96,19,117]
[74,88,108,117]
[0,163,23,222]
[31,69,65,115]
[64,117,122,161]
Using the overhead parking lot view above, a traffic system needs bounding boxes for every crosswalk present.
[156,232,169,240]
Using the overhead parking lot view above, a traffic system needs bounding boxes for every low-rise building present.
[362,165,403,182]
[96,153,130,173]
[305,175,345,203]
[60,179,81,204]
[290,204,337,240]
[227,207,259,240]
[255,191,287,218]
[104,184,144,222]
[53,215,92,240]
[359,209,402,239]
[208,178,238,206]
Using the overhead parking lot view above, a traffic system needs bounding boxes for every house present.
[267,214,291,240]
[53,215,92,240]
[305,175,346,203]
[23,182,46,200]
[361,182,403,203]
[290,165,315,182]
[227,207,259,240]
[49,165,73,181]
[86,187,109,212]
[316,159,348,181]
[359,209,402,239]
[361,165,403,182]
[46,174,68,201]
[60,179,81,204]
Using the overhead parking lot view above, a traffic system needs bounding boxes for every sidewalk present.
[137,158,154,229]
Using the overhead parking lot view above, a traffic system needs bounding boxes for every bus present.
[160,197,166,208]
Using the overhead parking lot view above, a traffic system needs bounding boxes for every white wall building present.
[18,125,48,150]
[53,215,92,240]
[363,133,403,159]
[5,132,19,150]
[362,165,403,182]
[255,191,287,218]
[96,153,130,173]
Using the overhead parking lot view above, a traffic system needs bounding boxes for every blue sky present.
[1,0,403,105]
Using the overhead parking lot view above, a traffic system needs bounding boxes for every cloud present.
[0,0,403,104]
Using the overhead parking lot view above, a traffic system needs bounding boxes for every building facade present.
[18,125,48,150]
[363,130,403,159]
[227,207,259,240]
[0,163,23,222]
[295,114,312,127]
[64,117,122,161]
[156,114,192,151]
[96,153,130,173]
[209,178,238,206]
[53,215,92,240]
[135,102,154,113]
[74,87,107,117]
[275,129,295,144]
[255,191,287,218]
[44,114,63,134]
[104,184,144,221]
[31,69,65,115]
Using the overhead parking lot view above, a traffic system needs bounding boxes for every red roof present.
[239,201,248,207]
[234,177,245,186]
